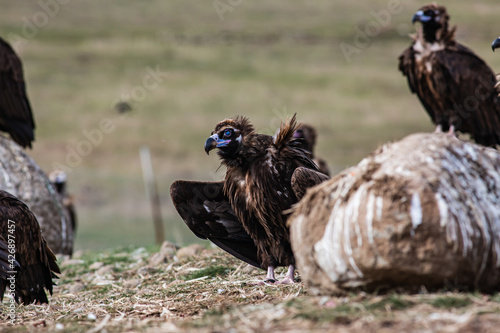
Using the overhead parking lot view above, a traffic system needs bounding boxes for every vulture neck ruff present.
[413,39,445,69]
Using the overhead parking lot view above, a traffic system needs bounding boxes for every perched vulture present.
[293,123,330,176]
[171,115,329,284]
[49,170,77,235]
[0,190,60,304]
[399,4,500,147]
[0,37,35,148]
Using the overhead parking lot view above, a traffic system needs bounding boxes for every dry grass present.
[1,246,500,332]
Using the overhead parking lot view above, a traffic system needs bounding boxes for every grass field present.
[2,246,500,332]
[2,0,500,250]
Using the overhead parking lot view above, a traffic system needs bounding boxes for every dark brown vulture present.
[293,123,330,176]
[49,170,77,236]
[0,37,35,148]
[399,4,500,147]
[0,190,60,304]
[171,114,329,284]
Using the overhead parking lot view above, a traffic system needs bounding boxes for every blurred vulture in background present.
[171,115,329,284]
[292,123,330,176]
[399,4,500,147]
[0,37,35,148]
[0,190,60,304]
[49,170,77,235]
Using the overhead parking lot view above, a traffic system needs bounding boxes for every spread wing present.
[291,167,330,200]
[0,38,35,148]
[170,180,261,268]
[0,190,59,304]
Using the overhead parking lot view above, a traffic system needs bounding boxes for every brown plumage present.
[171,114,329,284]
[399,4,500,147]
[0,190,60,304]
[0,37,35,148]
[293,123,330,176]
[0,237,20,280]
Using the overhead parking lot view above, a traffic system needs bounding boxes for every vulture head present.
[204,116,255,159]
[49,169,67,194]
[293,124,317,154]
[492,37,500,52]
[412,4,451,42]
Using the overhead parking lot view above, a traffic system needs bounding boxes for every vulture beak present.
[412,10,432,24]
[204,134,231,155]
[492,37,500,52]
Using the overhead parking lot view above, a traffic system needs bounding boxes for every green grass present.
[1,1,500,250]
[292,302,360,323]
[366,294,415,311]
[288,293,415,323]
[182,265,233,281]
[429,296,473,309]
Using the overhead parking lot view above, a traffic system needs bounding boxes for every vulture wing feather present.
[0,190,59,304]
[291,167,330,200]
[170,180,260,268]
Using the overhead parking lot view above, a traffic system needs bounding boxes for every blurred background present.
[1,0,499,251]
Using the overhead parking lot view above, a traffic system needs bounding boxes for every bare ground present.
[1,246,500,332]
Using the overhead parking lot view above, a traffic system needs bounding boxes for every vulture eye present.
[224,129,232,138]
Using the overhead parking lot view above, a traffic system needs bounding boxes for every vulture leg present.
[434,124,443,133]
[264,266,276,283]
[249,266,277,285]
[447,124,456,136]
[253,265,297,285]
[277,265,295,284]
